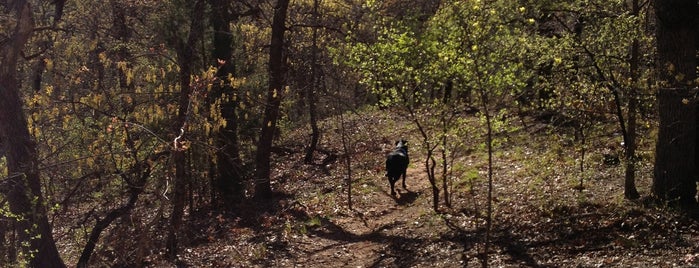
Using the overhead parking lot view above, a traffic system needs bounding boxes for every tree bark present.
[652,0,698,208]
[0,1,65,267]
[338,111,353,210]
[77,172,144,268]
[303,0,321,164]
[166,0,205,259]
[479,87,494,267]
[654,89,697,206]
[209,0,244,205]
[440,114,451,207]
[623,0,641,200]
[254,0,290,198]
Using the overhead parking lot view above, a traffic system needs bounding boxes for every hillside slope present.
[155,108,699,267]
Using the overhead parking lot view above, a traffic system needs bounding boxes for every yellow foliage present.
[44,58,54,71]
[117,61,128,71]
[227,73,234,85]
[45,85,54,96]
[89,39,99,50]
[126,69,134,86]
[98,52,108,64]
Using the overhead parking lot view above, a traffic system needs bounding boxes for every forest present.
[0,0,698,267]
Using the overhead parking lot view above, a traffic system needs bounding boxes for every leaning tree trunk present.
[0,1,66,267]
[254,0,290,198]
[652,0,698,208]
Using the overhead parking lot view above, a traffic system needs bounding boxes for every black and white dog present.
[386,139,409,196]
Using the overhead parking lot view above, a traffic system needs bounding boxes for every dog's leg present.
[389,177,397,195]
[401,171,407,189]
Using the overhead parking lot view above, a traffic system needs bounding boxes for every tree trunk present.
[410,111,440,211]
[210,0,244,205]
[426,150,439,212]
[652,0,698,208]
[167,0,205,259]
[623,0,641,200]
[339,110,353,210]
[440,125,451,208]
[77,180,141,268]
[303,0,321,164]
[0,1,65,267]
[479,87,494,268]
[254,0,290,198]
[654,89,697,206]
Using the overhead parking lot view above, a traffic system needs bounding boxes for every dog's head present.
[395,139,408,152]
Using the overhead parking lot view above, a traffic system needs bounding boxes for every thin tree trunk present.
[578,126,586,190]
[304,0,321,164]
[407,106,440,212]
[479,88,494,268]
[440,121,450,207]
[427,153,439,211]
[167,0,205,259]
[254,0,290,198]
[624,0,641,200]
[77,180,141,267]
[339,110,353,210]
[472,56,494,267]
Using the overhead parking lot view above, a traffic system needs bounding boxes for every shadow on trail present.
[392,190,419,206]
[442,214,558,267]
[365,178,418,206]
[305,217,436,267]
[225,187,670,268]
[442,207,610,268]
[440,203,699,268]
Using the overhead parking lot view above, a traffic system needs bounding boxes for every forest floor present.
[154,108,699,267]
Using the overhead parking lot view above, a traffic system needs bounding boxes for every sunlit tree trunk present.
[0,1,65,266]
[652,0,698,208]
[254,0,290,198]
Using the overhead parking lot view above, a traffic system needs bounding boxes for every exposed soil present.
[150,109,699,267]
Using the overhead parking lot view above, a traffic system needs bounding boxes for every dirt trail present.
[289,161,450,267]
